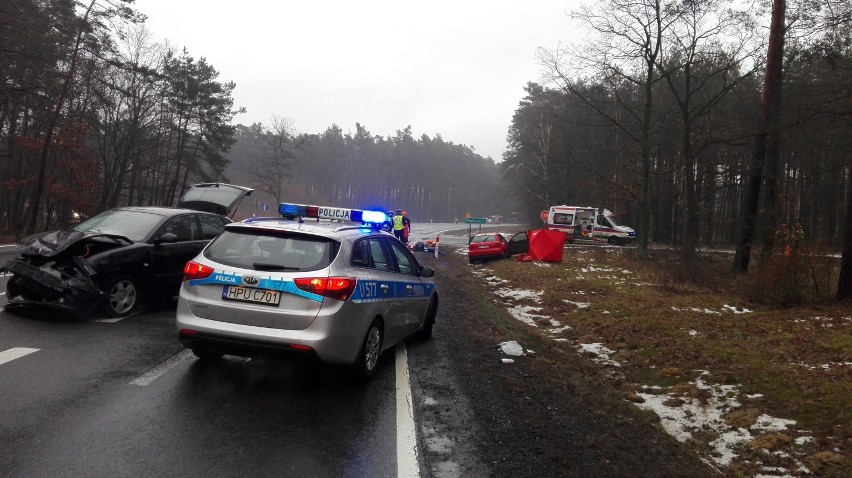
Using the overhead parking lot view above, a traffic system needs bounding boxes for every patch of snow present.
[500,358,515,364]
[498,341,525,356]
[422,396,438,406]
[710,429,753,467]
[795,361,852,371]
[688,330,699,337]
[548,326,572,334]
[578,343,621,367]
[484,275,509,284]
[753,414,796,432]
[494,288,543,303]
[671,306,723,315]
[722,304,753,314]
[532,262,552,267]
[633,373,804,469]
[547,319,572,334]
[746,394,764,399]
[563,300,591,309]
[794,436,814,445]
[635,374,744,466]
[506,306,547,327]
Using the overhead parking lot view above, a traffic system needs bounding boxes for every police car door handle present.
[405,285,413,290]
[380,284,389,293]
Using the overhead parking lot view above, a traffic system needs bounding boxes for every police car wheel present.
[354,319,383,379]
[192,349,223,361]
[417,297,437,341]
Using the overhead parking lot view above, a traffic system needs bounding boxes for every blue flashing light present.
[279,203,303,217]
[361,210,387,224]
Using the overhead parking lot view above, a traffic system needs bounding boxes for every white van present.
[546,205,636,246]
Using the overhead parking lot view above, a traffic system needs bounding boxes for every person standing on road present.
[392,209,405,242]
[402,211,411,243]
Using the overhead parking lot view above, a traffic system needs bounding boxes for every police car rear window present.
[203,230,340,272]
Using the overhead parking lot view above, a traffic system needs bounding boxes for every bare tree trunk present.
[732,0,786,272]
[838,165,852,299]
[24,0,96,235]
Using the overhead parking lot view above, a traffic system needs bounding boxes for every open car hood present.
[178,183,254,218]
[16,230,132,258]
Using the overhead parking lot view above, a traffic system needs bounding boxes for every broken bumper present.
[2,258,105,316]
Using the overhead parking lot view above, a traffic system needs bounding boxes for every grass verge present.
[463,245,850,477]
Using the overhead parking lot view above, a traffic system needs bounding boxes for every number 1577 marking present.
[359,282,377,298]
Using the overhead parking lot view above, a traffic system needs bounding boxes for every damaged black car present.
[2,183,253,318]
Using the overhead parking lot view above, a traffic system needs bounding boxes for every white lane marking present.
[94,317,124,323]
[0,347,39,366]
[129,349,194,386]
[396,344,421,478]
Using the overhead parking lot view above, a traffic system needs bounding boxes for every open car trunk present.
[177,183,253,218]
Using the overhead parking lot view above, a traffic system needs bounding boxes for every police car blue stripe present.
[188,272,323,303]
[350,280,435,303]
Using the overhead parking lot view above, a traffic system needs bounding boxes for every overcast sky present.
[134,1,583,161]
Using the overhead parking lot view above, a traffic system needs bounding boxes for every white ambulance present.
[545,206,636,246]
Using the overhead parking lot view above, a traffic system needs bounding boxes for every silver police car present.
[176,203,438,378]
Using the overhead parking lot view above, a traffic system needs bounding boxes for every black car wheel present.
[354,319,383,379]
[6,276,20,300]
[417,296,438,341]
[104,275,139,318]
[608,236,621,246]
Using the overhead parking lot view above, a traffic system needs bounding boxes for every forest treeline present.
[224,121,509,222]
[1,0,240,236]
[504,0,851,255]
[0,0,507,236]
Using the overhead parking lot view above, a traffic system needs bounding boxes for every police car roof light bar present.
[278,202,388,227]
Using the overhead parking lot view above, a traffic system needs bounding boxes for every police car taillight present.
[294,277,357,301]
[183,261,214,281]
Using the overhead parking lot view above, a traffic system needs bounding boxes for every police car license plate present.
[222,285,281,305]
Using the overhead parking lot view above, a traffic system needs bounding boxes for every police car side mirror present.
[420,266,435,278]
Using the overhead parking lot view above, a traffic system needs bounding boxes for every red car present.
[467,232,528,264]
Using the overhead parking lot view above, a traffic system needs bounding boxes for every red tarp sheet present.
[516,229,567,262]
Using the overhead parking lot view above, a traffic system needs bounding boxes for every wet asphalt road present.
[0,290,401,478]
[0,224,502,478]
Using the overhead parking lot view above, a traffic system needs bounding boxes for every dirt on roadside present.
[406,250,715,478]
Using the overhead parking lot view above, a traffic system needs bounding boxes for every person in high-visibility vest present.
[392,209,405,242]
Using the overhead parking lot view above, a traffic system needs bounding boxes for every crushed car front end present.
[2,231,132,317]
